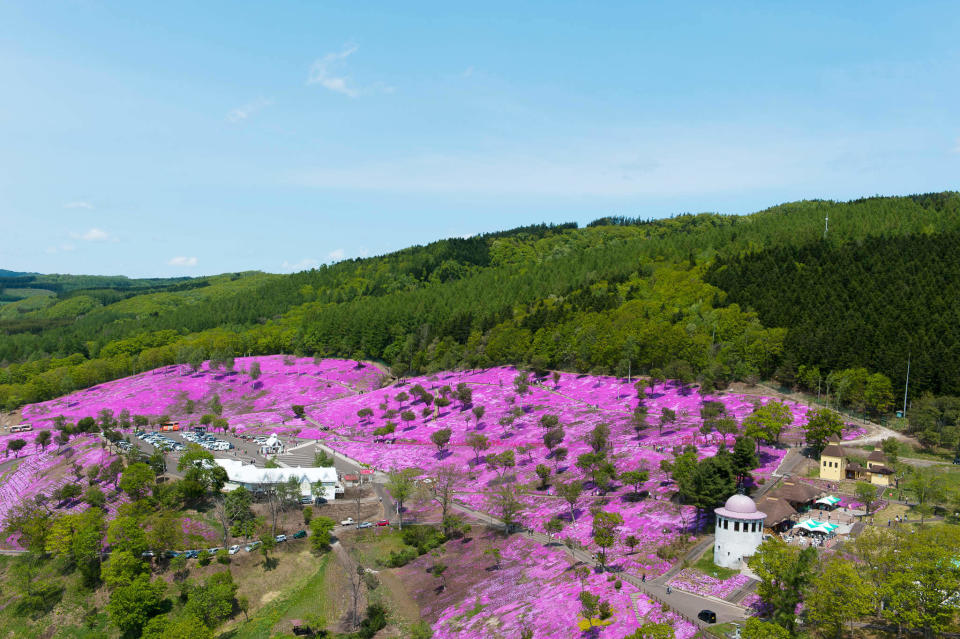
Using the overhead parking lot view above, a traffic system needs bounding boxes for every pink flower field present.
[12,360,816,635]
[667,568,751,599]
[21,355,382,432]
[425,537,699,639]
[300,368,801,566]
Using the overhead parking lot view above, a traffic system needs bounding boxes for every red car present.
[375,520,390,527]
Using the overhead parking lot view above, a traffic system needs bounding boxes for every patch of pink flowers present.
[430,536,698,639]
[667,569,751,599]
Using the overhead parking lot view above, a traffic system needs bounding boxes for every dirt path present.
[331,540,368,632]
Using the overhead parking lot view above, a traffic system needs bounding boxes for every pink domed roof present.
[714,493,766,520]
[724,494,757,514]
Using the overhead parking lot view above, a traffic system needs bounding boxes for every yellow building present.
[819,442,892,486]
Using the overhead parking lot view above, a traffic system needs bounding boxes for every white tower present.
[713,494,766,569]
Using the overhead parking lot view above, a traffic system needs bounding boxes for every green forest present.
[1,192,959,413]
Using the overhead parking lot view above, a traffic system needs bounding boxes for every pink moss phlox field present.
[0,436,129,548]
[430,537,698,639]
[182,517,220,544]
[666,568,751,599]
[22,355,381,432]
[11,361,815,633]
[840,425,868,441]
[303,367,800,570]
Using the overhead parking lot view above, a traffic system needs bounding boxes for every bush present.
[216,549,230,565]
[198,552,211,567]
[357,603,388,638]
[385,548,418,568]
[401,525,445,554]
[614,580,622,590]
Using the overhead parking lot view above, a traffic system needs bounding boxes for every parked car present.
[275,534,287,543]
[299,496,313,504]
[358,522,373,529]
[292,530,307,539]
[228,545,241,555]
[207,547,221,555]
[375,520,390,527]
[697,610,717,624]
[340,518,355,526]
[245,541,261,552]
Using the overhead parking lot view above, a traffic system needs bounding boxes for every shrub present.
[357,603,388,638]
[198,552,211,567]
[216,549,230,565]
[386,548,418,568]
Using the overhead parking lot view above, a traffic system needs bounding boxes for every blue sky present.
[2,1,958,278]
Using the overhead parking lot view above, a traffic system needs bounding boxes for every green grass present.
[704,622,736,637]
[692,547,738,581]
[219,554,331,639]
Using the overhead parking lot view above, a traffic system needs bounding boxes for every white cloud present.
[281,258,320,272]
[64,201,94,209]
[462,66,474,78]
[307,45,392,97]
[227,97,274,123]
[168,256,198,267]
[71,228,110,241]
[327,248,345,262]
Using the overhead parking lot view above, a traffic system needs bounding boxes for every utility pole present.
[824,215,829,239]
[902,352,911,417]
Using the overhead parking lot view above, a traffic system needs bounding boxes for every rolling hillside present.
[2,192,959,412]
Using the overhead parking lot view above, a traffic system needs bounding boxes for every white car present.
[340,517,355,526]
[228,545,241,554]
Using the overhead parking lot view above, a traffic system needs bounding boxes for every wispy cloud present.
[327,249,345,262]
[168,256,198,267]
[227,97,274,123]
[307,44,393,97]
[64,201,94,210]
[45,243,76,255]
[281,258,319,272]
[71,228,110,241]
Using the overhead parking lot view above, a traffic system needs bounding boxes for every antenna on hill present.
[902,351,911,417]
[824,215,829,239]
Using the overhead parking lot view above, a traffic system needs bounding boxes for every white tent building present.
[215,459,340,501]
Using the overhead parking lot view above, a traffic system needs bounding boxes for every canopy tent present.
[815,495,841,507]
[793,519,839,534]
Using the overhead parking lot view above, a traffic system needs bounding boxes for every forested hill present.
[1,192,958,411]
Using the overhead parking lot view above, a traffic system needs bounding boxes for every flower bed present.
[667,568,751,599]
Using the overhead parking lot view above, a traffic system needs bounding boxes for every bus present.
[159,422,181,432]
[10,424,33,433]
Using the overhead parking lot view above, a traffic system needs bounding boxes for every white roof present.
[215,459,337,485]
